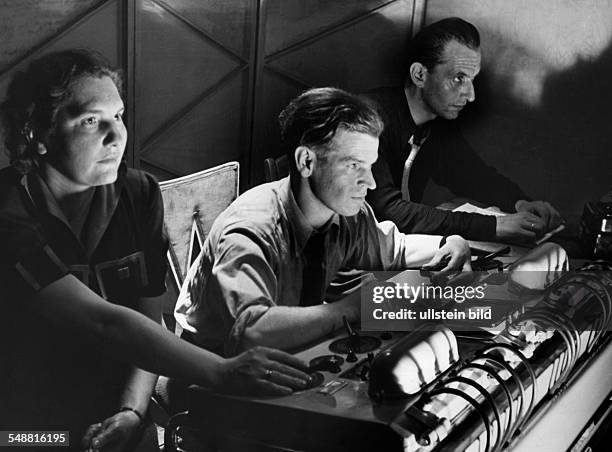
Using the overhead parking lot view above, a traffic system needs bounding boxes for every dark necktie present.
[300,231,326,306]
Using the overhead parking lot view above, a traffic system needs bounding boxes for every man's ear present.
[409,62,428,88]
[294,145,316,177]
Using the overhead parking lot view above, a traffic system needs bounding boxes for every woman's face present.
[44,75,126,190]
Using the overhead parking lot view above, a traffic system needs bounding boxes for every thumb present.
[91,423,120,450]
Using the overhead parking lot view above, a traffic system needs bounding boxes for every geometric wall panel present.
[157,0,253,58]
[136,0,244,146]
[268,0,413,92]
[141,71,248,176]
[264,0,395,56]
[250,0,418,184]
[0,0,100,72]
[0,0,122,170]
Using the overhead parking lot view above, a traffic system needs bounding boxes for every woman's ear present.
[294,146,316,177]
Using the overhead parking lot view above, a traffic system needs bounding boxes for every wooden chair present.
[160,161,240,294]
[153,162,239,441]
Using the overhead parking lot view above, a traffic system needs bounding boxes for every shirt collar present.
[401,85,432,145]
[21,163,126,256]
[279,176,339,251]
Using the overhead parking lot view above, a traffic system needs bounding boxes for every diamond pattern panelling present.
[267,0,412,92]
[249,69,304,182]
[0,0,121,103]
[0,0,121,169]
[142,71,247,176]
[0,0,102,72]
[265,0,398,56]
[137,0,242,144]
[157,0,253,58]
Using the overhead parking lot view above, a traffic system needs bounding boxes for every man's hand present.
[81,410,141,452]
[422,235,471,271]
[515,200,563,231]
[496,212,546,243]
[218,346,311,396]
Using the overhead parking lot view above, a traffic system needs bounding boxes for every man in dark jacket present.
[367,17,562,243]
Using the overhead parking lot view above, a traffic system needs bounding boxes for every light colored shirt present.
[175,177,442,355]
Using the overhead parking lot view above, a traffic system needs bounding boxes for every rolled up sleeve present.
[345,204,441,270]
[176,227,280,356]
[0,219,69,297]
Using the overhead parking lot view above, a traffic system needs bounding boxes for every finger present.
[462,258,472,271]
[521,217,545,235]
[439,251,466,272]
[263,348,309,372]
[547,205,563,229]
[91,423,121,449]
[532,204,551,226]
[267,361,311,383]
[251,379,294,397]
[81,423,102,448]
[265,367,310,389]
[516,229,537,243]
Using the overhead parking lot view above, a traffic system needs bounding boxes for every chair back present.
[264,154,289,182]
[160,162,239,289]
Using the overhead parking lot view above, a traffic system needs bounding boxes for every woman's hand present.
[218,346,311,396]
[81,410,141,452]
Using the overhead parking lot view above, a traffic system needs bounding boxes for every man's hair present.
[406,17,480,82]
[278,87,384,174]
[0,49,122,174]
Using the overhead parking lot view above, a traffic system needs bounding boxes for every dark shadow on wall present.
[450,29,612,224]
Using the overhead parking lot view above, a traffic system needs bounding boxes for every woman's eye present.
[115,112,124,121]
[82,117,98,126]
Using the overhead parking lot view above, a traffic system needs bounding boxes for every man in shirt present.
[175,87,471,356]
[367,17,563,243]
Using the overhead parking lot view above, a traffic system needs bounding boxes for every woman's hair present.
[0,49,123,174]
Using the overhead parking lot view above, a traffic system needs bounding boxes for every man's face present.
[310,129,378,217]
[421,40,481,120]
[45,75,126,189]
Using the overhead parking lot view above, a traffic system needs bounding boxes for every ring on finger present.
[264,369,273,379]
[530,222,535,230]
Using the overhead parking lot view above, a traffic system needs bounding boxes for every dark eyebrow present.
[64,102,124,117]
[338,155,366,164]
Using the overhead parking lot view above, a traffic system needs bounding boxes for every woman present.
[0,49,309,451]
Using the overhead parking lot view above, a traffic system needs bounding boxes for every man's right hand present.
[218,346,311,396]
[495,212,546,243]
